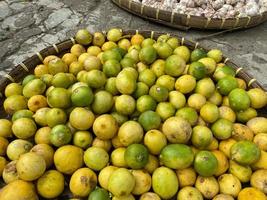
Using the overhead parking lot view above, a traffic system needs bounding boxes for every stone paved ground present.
[0,0,267,87]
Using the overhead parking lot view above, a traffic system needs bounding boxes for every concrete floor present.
[0,0,267,88]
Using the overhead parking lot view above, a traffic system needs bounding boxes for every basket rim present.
[112,0,267,30]
[0,29,265,101]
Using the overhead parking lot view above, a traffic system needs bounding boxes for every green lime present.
[191,126,213,149]
[217,76,238,95]
[228,88,251,111]
[84,56,102,71]
[156,75,175,91]
[236,108,257,123]
[154,42,173,59]
[22,75,36,86]
[108,168,135,197]
[152,167,179,199]
[40,74,53,86]
[70,82,88,92]
[113,47,127,58]
[23,79,46,98]
[120,57,136,68]
[200,103,219,123]
[175,75,196,94]
[199,57,217,75]
[50,124,72,147]
[157,34,170,42]
[138,69,156,87]
[107,28,122,42]
[195,78,215,98]
[125,48,139,63]
[116,70,137,95]
[177,187,203,200]
[73,131,93,149]
[165,55,186,77]
[176,107,198,126]
[103,59,121,77]
[190,49,207,62]
[207,49,223,63]
[69,107,95,130]
[211,118,233,140]
[247,88,267,109]
[4,83,23,97]
[169,91,186,109]
[92,91,114,114]
[71,86,94,107]
[85,70,107,89]
[105,77,119,95]
[46,108,67,127]
[88,188,111,200]
[141,38,156,47]
[156,102,175,121]
[151,59,165,77]
[213,65,235,81]
[117,39,130,50]
[194,151,218,177]
[208,90,222,106]
[160,144,194,169]
[84,147,109,171]
[12,118,37,139]
[75,29,92,45]
[144,130,167,155]
[125,143,149,169]
[115,95,136,115]
[136,95,157,113]
[187,93,206,111]
[139,46,157,64]
[51,73,72,88]
[120,67,138,80]
[167,37,179,49]
[102,49,122,62]
[188,62,207,80]
[47,88,71,109]
[3,95,28,115]
[149,85,169,102]
[48,58,68,75]
[173,46,191,63]
[33,107,50,126]
[230,141,260,165]
[12,110,33,122]
[138,111,161,131]
[133,82,149,99]
[111,112,128,126]
[137,62,148,73]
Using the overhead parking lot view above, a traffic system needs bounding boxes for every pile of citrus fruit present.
[0,28,267,200]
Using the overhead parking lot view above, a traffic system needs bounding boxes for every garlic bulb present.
[137,0,267,18]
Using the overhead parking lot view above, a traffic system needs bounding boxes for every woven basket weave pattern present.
[112,0,267,30]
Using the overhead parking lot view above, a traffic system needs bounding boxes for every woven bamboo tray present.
[112,0,267,30]
[0,29,266,199]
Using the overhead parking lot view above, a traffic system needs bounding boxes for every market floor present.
[0,0,267,87]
